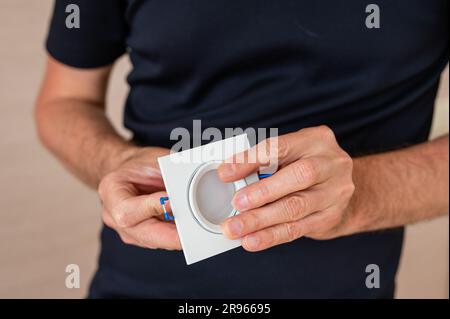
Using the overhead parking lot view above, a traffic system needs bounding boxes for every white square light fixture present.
[158,134,258,265]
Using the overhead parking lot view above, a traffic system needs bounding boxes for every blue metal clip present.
[160,197,174,221]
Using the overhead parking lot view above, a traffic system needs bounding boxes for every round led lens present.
[188,161,247,234]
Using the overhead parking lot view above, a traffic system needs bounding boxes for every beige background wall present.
[0,1,448,298]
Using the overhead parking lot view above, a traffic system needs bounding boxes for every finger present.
[102,193,173,229]
[99,174,138,214]
[222,188,333,239]
[102,208,140,246]
[99,164,165,210]
[104,208,179,249]
[300,207,346,240]
[110,191,169,228]
[125,218,182,251]
[241,220,304,252]
[121,165,165,193]
[242,207,345,251]
[218,127,333,182]
[231,156,332,211]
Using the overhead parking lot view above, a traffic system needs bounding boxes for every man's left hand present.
[218,126,356,251]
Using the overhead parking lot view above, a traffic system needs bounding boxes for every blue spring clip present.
[160,197,174,221]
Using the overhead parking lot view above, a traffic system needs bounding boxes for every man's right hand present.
[98,147,182,251]
[36,57,181,251]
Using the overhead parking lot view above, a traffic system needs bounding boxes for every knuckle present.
[111,206,130,228]
[242,211,260,233]
[349,182,356,195]
[338,152,353,170]
[342,183,356,199]
[259,137,285,163]
[293,160,317,185]
[119,233,133,245]
[97,172,118,200]
[271,136,288,160]
[144,197,159,217]
[284,222,300,242]
[97,177,109,199]
[281,196,304,221]
[267,227,279,245]
[101,210,113,227]
[254,183,270,203]
[317,125,335,140]
[256,139,270,164]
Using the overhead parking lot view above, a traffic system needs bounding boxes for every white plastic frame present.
[188,161,247,234]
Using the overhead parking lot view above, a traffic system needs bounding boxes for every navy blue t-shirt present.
[46,0,449,298]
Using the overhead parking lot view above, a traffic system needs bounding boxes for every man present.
[35,0,448,298]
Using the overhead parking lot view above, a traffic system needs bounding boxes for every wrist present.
[97,138,140,181]
[343,156,376,235]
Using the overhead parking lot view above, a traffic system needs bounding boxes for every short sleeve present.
[46,0,127,68]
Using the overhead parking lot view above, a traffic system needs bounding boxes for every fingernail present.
[233,192,249,210]
[226,219,243,237]
[245,235,260,250]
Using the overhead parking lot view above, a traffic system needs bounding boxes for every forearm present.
[350,135,449,233]
[35,98,138,188]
